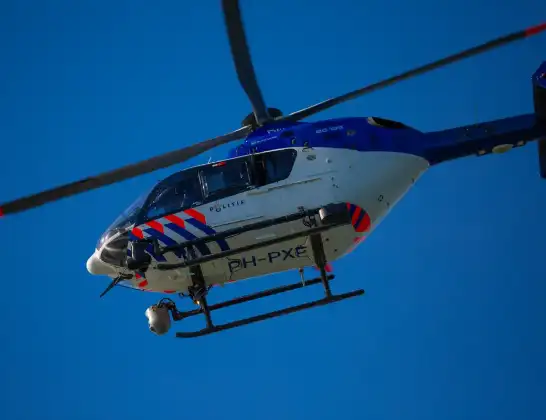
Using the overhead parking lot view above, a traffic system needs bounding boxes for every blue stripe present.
[354,208,365,229]
[165,223,211,256]
[144,229,185,259]
[146,244,166,262]
[185,218,230,251]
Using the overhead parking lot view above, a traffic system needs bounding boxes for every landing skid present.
[156,232,365,338]
[174,275,364,338]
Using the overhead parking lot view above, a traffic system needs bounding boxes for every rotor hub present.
[241,107,283,128]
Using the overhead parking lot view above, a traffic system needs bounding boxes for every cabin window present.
[145,170,203,219]
[199,159,252,200]
[253,149,298,186]
[265,149,297,183]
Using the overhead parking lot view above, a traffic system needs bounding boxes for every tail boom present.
[423,61,546,177]
[423,113,546,165]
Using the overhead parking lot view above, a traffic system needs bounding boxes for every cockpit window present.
[145,170,203,220]
[264,149,297,183]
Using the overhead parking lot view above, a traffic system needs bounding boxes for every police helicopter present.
[1,1,546,338]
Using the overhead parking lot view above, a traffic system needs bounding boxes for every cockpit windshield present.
[96,188,151,249]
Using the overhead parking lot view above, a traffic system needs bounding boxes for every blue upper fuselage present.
[227,116,428,160]
[227,113,545,166]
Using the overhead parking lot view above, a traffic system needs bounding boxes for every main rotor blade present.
[222,0,270,125]
[282,23,546,123]
[0,126,251,217]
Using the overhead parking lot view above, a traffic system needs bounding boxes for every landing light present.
[492,144,514,154]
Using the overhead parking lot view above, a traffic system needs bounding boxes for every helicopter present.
[1,1,546,338]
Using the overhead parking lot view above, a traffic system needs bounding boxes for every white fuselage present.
[88,148,429,293]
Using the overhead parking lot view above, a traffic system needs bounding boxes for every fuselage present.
[86,111,546,293]
[87,117,431,293]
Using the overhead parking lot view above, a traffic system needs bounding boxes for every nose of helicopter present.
[86,252,118,276]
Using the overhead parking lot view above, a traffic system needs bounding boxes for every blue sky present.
[1,1,545,419]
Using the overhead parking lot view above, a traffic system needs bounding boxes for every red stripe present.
[131,227,144,239]
[351,207,362,227]
[184,208,206,224]
[0,207,4,217]
[356,213,371,233]
[138,280,148,288]
[135,273,142,279]
[163,290,176,294]
[165,214,185,228]
[146,220,164,234]
[526,23,546,36]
